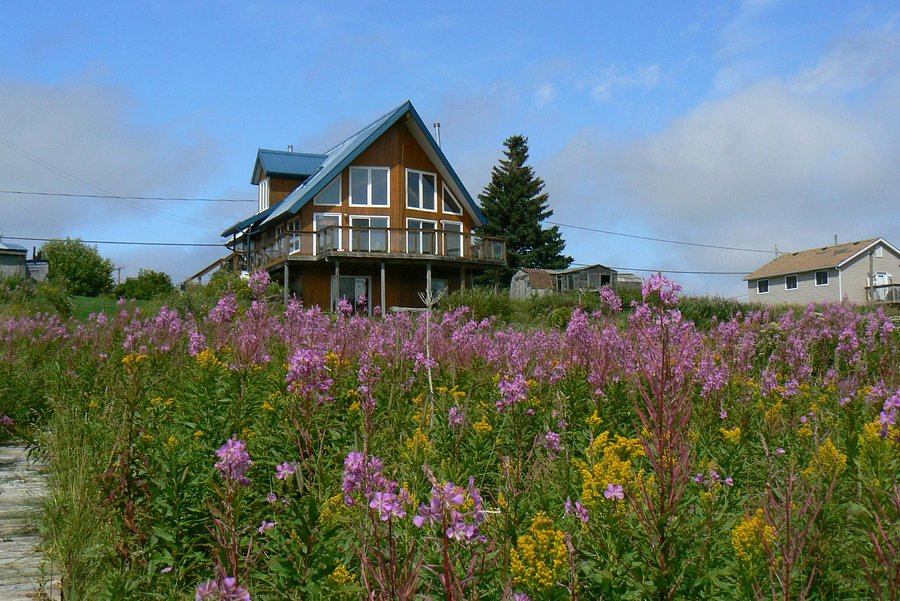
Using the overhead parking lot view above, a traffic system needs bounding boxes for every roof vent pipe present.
[433,122,441,147]
[834,234,838,246]
[288,144,293,152]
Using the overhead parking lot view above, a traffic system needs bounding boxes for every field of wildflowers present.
[1,272,898,600]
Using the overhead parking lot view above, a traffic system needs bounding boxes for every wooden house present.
[550,264,617,293]
[0,240,27,278]
[744,238,900,305]
[221,101,506,313]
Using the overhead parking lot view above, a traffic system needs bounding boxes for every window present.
[314,213,342,253]
[875,245,883,258]
[407,219,437,254]
[314,177,341,206]
[815,270,829,286]
[442,221,463,256]
[258,178,270,212]
[407,169,436,211]
[349,167,389,206]
[350,216,389,252]
[431,278,448,297]
[757,279,769,294]
[442,184,463,215]
[785,275,798,290]
[287,217,303,254]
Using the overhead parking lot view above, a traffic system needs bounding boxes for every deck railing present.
[245,226,505,270]
[869,283,900,303]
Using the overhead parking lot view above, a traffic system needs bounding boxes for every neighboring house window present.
[258,178,270,212]
[757,280,769,294]
[815,270,829,286]
[407,169,437,211]
[442,184,463,215]
[875,245,883,258]
[314,213,342,253]
[350,216,389,252]
[442,221,463,256]
[350,167,389,206]
[785,275,798,290]
[314,177,341,206]
[407,218,437,254]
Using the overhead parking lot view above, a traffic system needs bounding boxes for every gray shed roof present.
[0,240,27,254]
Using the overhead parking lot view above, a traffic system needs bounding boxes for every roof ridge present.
[322,100,411,155]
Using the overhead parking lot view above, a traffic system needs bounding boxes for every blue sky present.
[1,1,898,297]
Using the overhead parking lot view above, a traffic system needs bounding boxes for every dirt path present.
[0,444,46,600]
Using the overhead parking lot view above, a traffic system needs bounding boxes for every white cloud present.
[589,64,661,102]
[0,77,239,281]
[793,24,900,93]
[534,83,557,107]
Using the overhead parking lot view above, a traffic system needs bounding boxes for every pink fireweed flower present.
[258,520,276,534]
[220,577,252,601]
[497,373,529,411]
[598,286,623,313]
[0,415,13,428]
[369,491,407,521]
[266,492,277,504]
[604,483,624,500]
[275,462,296,480]
[214,439,253,486]
[564,497,589,523]
[248,270,270,298]
[544,431,562,459]
[448,406,464,427]
[195,580,219,600]
[285,348,333,401]
[642,272,681,307]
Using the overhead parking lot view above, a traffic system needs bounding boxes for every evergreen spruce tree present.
[477,134,572,286]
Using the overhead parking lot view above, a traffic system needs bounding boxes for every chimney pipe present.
[288,144,293,152]
[834,234,838,246]
[433,122,441,147]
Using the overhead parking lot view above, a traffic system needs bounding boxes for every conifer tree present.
[477,134,572,286]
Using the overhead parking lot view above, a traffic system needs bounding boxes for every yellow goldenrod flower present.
[721,426,741,445]
[586,410,603,429]
[122,353,148,370]
[329,562,355,587]
[803,437,847,479]
[261,400,275,412]
[195,349,225,369]
[510,513,568,593]
[732,509,775,564]
[474,416,493,434]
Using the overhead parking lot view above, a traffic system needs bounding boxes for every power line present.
[547,220,780,254]
[0,190,256,203]
[2,235,224,248]
[570,261,747,275]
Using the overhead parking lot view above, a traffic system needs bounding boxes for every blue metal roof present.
[223,100,486,238]
[0,240,27,253]
[251,150,326,184]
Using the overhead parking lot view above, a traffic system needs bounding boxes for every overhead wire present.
[0,189,255,203]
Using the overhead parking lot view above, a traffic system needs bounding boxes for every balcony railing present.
[245,226,505,270]
[868,283,900,303]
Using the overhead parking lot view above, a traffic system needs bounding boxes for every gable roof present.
[251,150,327,184]
[744,238,898,280]
[548,263,615,275]
[516,267,554,290]
[223,100,486,237]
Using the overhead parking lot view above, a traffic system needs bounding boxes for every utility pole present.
[116,266,123,284]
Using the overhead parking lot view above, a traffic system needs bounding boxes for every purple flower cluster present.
[448,406,464,428]
[285,348,333,401]
[878,390,899,438]
[214,439,253,486]
[564,497,590,522]
[275,462,296,480]
[195,576,251,601]
[497,373,529,412]
[248,270,270,298]
[544,431,562,459]
[414,476,486,543]
[694,468,733,488]
[641,272,681,307]
[341,452,410,520]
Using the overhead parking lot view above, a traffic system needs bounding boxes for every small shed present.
[616,272,643,293]
[0,240,28,278]
[549,264,617,293]
[510,267,555,299]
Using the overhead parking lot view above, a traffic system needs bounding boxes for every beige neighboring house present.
[744,238,900,305]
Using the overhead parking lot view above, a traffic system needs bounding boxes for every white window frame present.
[406,218,438,254]
[314,176,342,206]
[406,169,438,212]
[757,279,769,294]
[815,270,829,286]
[258,178,270,212]
[442,183,463,216]
[349,166,390,207]
[314,212,342,254]
[785,274,798,291]
[349,215,390,253]
[441,220,463,257]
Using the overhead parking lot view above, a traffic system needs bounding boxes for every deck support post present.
[426,263,432,299]
[333,261,340,312]
[283,262,289,304]
[380,262,386,316]
[460,266,466,290]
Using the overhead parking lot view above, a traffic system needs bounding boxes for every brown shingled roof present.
[521,267,554,290]
[745,238,882,280]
